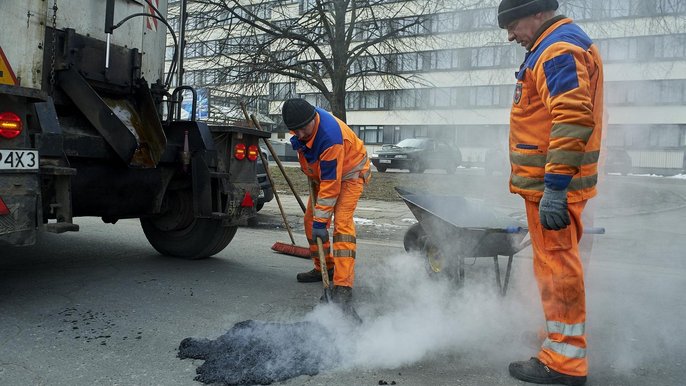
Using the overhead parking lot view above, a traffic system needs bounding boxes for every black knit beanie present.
[282,98,317,130]
[497,0,559,28]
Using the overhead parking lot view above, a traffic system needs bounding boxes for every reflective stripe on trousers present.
[304,178,364,287]
[525,199,589,377]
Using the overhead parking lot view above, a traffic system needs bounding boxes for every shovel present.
[308,178,333,302]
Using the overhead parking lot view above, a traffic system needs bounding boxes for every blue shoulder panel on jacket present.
[517,23,592,81]
[303,108,343,164]
[543,53,579,96]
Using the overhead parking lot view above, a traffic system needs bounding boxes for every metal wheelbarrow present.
[397,187,605,296]
[396,187,530,296]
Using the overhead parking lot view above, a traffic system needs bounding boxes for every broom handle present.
[249,113,307,214]
[260,149,296,245]
[239,102,296,244]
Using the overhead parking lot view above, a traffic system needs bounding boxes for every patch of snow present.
[401,218,418,224]
[375,223,402,229]
[354,217,374,225]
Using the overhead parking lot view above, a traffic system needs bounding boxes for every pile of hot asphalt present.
[178,319,340,385]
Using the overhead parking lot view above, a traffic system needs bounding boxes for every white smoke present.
[304,252,542,370]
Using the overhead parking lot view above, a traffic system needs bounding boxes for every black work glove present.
[312,226,329,243]
[539,187,570,231]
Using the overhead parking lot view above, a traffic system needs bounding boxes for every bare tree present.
[189,0,459,122]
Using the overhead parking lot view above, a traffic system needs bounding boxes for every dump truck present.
[0,0,269,258]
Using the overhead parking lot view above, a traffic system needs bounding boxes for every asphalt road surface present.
[1,172,685,385]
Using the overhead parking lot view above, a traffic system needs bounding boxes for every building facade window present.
[270,82,296,100]
[356,126,383,144]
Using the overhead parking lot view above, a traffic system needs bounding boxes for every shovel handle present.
[316,237,330,289]
[309,178,331,293]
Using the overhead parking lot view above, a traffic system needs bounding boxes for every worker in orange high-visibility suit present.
[282,98,371,314]
[497,1,604,385]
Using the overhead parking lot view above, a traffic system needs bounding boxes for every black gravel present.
[178,319,341,385]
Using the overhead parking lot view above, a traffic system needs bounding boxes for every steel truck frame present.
[0,0,269,258]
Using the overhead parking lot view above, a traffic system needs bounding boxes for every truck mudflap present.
[0,174,41,246]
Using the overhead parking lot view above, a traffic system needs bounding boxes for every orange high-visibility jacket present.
[509,18,604,203]
[292,108,370,228]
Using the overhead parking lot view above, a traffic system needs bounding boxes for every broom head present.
[271,242,311,259]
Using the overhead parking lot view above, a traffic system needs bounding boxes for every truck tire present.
[376,165,388,173]
[140,189,237,259]
[141,218,238,259]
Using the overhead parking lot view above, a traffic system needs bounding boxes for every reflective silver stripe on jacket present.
[547,321,585,336]
[550,123,594,142]
[510,174,598,192]
[333,234,356,243]
[333,249,356,258]
[314,208,333,219]
[542,339,586,358]
[510,151,600,168]
[317,197,337,207]
[342,155,369,180]
[547,149,585,168]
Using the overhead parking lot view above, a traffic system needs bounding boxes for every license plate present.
[0,150,39,170]
[380,159,391,164]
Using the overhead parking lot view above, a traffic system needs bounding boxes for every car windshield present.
[396,138,426,148]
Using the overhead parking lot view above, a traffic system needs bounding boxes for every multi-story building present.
[167,0,686,174]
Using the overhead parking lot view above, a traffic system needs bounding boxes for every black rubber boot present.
[508,357,586,386]
[332,286,362,324]
[296,268,333,283]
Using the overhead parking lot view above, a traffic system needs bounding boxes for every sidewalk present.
[252,173,686,244]
[253,193,415,243]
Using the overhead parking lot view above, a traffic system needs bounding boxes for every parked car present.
[255,147,274,211]
[371,138,462,174]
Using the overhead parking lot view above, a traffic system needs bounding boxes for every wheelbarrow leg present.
[493,255,515,296]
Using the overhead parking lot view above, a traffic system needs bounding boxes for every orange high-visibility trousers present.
[304,177,364,288]
[525,199,588,377]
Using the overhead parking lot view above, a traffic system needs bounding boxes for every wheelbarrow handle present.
[504,226,606,234]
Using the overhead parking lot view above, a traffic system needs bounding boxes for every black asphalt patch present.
[178,319,340,385]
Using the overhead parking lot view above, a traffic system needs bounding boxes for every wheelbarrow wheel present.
[404,223,445,275]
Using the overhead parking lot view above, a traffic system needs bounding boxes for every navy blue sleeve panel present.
[320,159,338,181]
[544,173,573,190]
[543,53,579,97]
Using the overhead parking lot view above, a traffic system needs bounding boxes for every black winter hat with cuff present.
[497,0,559,29]
[282,98,317,131]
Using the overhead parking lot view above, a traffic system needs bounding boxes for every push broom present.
[240,104,309,258]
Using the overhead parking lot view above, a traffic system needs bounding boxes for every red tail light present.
[0,197,9,216]
[240,191,254,207]
[234,143,246,160]
[0,112,22,139]
[247,145,259,162]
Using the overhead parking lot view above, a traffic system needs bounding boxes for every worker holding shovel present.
[282,98,371,316]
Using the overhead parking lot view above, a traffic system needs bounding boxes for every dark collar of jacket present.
[528,14,567,52]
